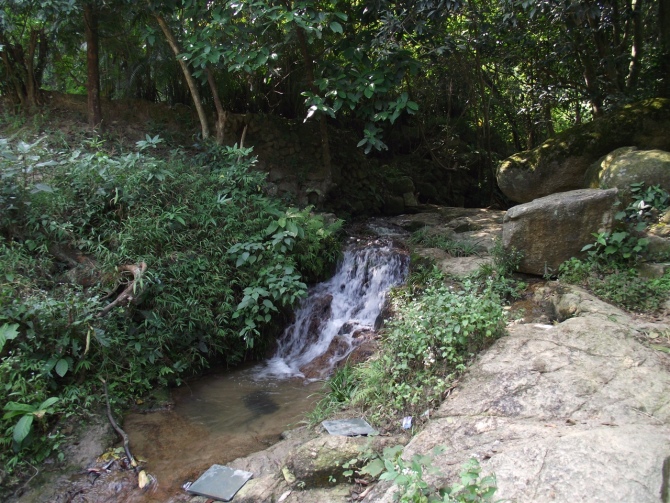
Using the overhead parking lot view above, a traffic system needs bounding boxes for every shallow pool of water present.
[123,366,321,501]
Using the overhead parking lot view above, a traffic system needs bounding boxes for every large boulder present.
[503,189,618,275]
[585,147,670,203]
[497,98,670,203]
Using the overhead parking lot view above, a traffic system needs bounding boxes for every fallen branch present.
[98,262,147,318]
[100,377,137,469]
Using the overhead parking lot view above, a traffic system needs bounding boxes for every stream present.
[120,234,408,501]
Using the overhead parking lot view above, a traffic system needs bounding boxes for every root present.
[100,378,137,469]
[98,262,147,317]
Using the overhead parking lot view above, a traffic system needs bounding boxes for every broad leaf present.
[55,358,69,377]
[13,414,34,444]
[38,397,59,410]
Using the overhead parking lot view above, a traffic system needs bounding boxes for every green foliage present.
[470,239,526,302]
[583,184,670,268]
[3,397,60,448]
[0,136,341,473]
[558,257,670,313]
[409,229,481,257]
[557,257,592,284]
[589,270,670,313]
[305,362,356,424]
[348,445,497,503]
[623,182,670,223]
[351,282,505,424]
[489,238,524,277]
[581,231,649,267]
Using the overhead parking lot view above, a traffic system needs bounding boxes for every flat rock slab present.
[322,418,378,436]
[187,465,252,501]
[367,284,670,503]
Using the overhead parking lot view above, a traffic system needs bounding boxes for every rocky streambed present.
[12,206,670,503]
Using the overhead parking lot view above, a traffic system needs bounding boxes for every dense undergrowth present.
[0,114,341,480]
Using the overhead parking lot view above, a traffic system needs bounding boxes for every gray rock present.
[368,284,670,503]
[503,189,618,275]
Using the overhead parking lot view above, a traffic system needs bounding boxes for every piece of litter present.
[402,416,413,429]
[322,418,378,437]
[278,490,292,502]
[533,324,554,330]
[186,464,252,501]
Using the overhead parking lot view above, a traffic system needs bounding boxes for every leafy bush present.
[618,182,670,224]
[351,282,506,424]
[409,228,480,257]
[557,257,593,284]
[588,270,670,312]
[581,230,649,267]
[346,445,497,503]
[0,138,342,473]
[470,239,526,302]
[306,362,357,424]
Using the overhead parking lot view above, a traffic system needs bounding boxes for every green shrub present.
[557,257,593,284]
[306,362,357,424]
[0,138,342,474]
[409,228,480,257]
[351,282,506,424]
[588,270,670,312]
[346,445,497,503]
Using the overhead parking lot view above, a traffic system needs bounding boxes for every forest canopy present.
[1,0,667,153]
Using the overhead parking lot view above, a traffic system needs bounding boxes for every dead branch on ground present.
[98,262,147,317]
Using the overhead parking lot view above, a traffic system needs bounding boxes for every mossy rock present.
[496,98,670,203]
[284,434,406,489]
[585,148,670,204]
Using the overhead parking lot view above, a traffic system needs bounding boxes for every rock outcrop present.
[503,189,618,275]
[496,98,670,203]
[368,283,670,503]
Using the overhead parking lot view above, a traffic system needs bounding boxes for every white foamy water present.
[255,238,408,379]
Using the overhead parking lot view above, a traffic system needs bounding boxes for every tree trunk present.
[206,66,227,145]
[155,13,210,140]
[625,0,643,91]
[84,4,103,129]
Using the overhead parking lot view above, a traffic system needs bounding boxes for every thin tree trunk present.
[84,4,103,129]
[0,37,26,106]
[155,13,210,140]
[25,30,38,108]
[625,0,643,91]
[206,66,227,144]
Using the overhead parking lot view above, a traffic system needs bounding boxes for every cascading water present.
[255,237,409,379]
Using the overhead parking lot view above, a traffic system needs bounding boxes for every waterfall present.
[255,238,408,380]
